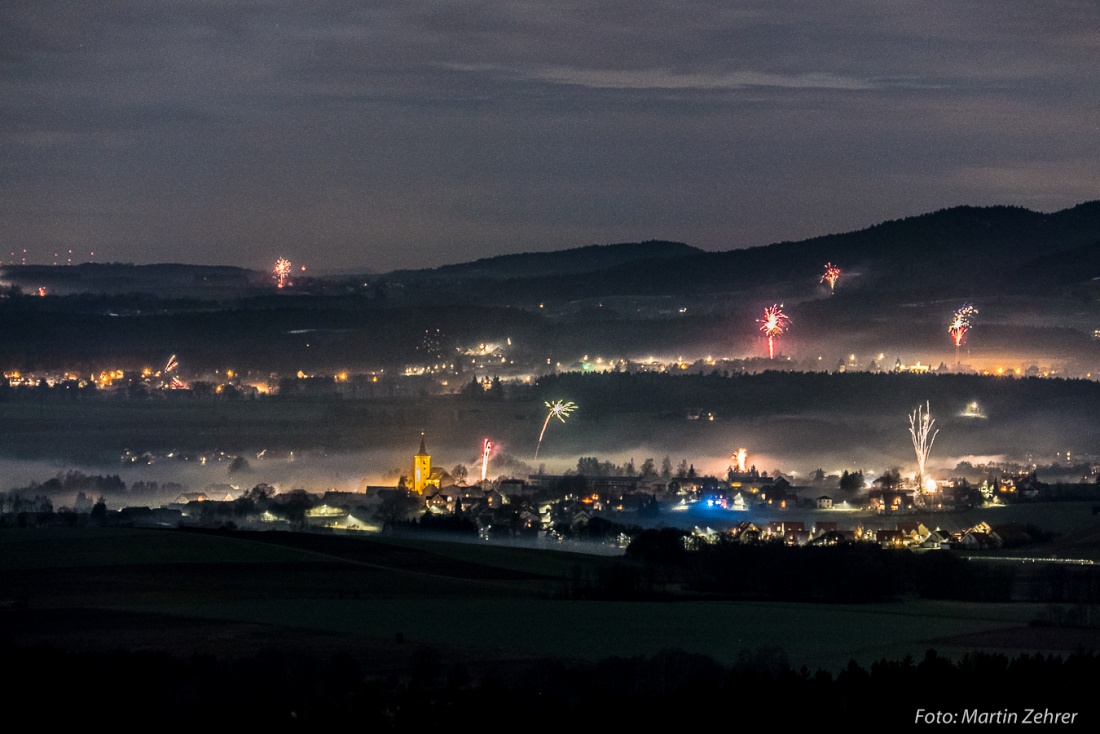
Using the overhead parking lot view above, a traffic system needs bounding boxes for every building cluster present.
[706,519,1003,550]
[3,436,1084,558]
[111,440,1019,551]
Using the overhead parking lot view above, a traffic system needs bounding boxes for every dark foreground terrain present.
[3,526,1099,726]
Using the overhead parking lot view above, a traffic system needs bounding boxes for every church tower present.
[412,433,432,495]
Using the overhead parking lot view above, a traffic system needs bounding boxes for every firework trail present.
[758,304,789,359]
[274,258,292,288]
[535,400,577,459]
[481,438,493,483]
[949,304,978,364]
[908,401,939,491]
[162,355,185,388]
[735,447,747,473]
[820,263,841,292]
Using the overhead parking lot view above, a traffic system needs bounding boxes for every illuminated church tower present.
[412,433,432,495]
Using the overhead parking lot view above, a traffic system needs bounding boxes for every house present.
[497,478,528,498]
[320,491,361,504]
[785,529,811,546]
[202,484,238,502]
[516,505,542,531]
[896,521,931,544]
[958,521,1002,549]
[868,489,914,513]
[729,521,763,542]
[958,530,996,549]
[761,480,798,509]
[815,495,833,509]
[768,520,804,537]
[174,492,208,504]
[667,476,708,499]
[425,491,451,513]
[484,488,504,509]
[876,529,906,547]
[809,529,857,546]
[921,529,957,549]
[305,504,348,526]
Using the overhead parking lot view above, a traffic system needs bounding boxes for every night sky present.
[3,1,1098,272]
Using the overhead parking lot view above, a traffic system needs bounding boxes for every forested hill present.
[393,240,702,280]
[384,201,1100,303]
[4,203,1096,305]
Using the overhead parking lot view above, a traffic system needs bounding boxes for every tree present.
[577,457,596,476]
[271,489,315,528]
[839,470,864,492]
[626,527,689,564]
[639,458,656,478]
[90,496,108,526]
[676,460,689,478]
[228,456,251,474]
[451,464,468,484]
[375,488,423,525]
[660,455,673,479]
[235,484,275,517]
[462,376,482,397]
[874,468,902,491]
[243,483,275,502]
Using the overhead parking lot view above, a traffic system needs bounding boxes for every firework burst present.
[481,438,494,483]
[949,303,978,363]
[274,258,292,288]
[535,400,577,459]
[758,304,789,359]
[908,401,939,491]
[820,263,841,292]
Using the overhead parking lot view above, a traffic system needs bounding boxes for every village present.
[9,433,1072,557]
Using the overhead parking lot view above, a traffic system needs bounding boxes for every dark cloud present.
[2,1,1097,271]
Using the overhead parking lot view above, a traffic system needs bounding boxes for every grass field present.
[4,526,1098,677]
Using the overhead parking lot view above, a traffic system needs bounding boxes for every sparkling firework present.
[949,303,978,363]
[164,354,178,373]
[481,438,493,483]
[274,258,292,288]
[735,447,747,473]
[757,304,789,359]
[908,401,939,491]
[820,262,841,292]
[535,400,577,459]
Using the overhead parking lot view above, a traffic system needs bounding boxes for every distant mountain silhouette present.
[1,203,1095,373]
[392,240,702,280]
[385,201,1100,303]
[4,202,1096,304]
[0,262,261,297]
